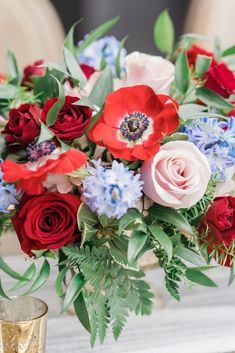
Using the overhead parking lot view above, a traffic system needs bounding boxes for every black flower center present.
[120,112,150,141]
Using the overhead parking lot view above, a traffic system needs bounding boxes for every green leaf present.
[89,65,113,108]
[228,262,235,286]
[128,230,148,264]
[119,208,142,234]
[153,10,174,53]
[24,259,50,295]
[33,69,64,104]
[179,103,207,120]
[148,225,173,262]
[196,87,234,110]
[174,244,205,266]
[61,273,85,313]
[31,249,56,259]
[37,122,55,144]
[46,76,65,126]
[195,55,211,79]
[73,97,97,111]
[185,268,217,287]
[175,49,190,94]
[85,109,103,133]
[0,83,18,99]
[222,45,235,57]
[0,278,10,299]
[76,17,119,56]
[55,266,69,297]
[81,223,97,247]
[115,35,128,78]
[10,263,36,292]
[214,36,221,62]
[110,236,138,270]
[0,257,30,281]
[42,61,69,76]
[64,19,83,54]
[77,203,98,231]
[63,47,87,88]
[74,291,91,333]
[7,50,20,83]
[149,204,193,235]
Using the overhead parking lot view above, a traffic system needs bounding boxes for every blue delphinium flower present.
[183,117,235,180]
[83,160,143,219]
[0,161,20,213]
[78,36,127,75]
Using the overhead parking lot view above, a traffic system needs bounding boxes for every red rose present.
[186,44,216,68]
[12,192,81,256]
[22,59,46,88]
[204,63,235,98]
[88,85,179,161]
[41,96,92,140]
[2,148,87,195]
[80,64,95,79]
[2,103,41,148]
[199,196,235,267]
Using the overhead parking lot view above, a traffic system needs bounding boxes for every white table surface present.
[1,255,235,353]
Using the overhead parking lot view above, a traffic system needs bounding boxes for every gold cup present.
[0,296,48,353]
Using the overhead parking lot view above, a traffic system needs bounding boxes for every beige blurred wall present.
[0,0,65,72]
[185,0,235,48]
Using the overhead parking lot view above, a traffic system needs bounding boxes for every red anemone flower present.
[88,85,179,161]
[2,148,87,195]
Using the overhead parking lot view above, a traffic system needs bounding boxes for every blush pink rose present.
[115,51,174,94]
[141,141,211,209]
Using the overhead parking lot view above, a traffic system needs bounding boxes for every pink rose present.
[141,141,211,209]
[115,51,174,94]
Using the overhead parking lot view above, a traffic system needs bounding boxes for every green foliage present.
[128,229,148,264]
[175,49,190,94]
[24,259,50,295]
[148,225,173,262]
[89,65,113,107]
[62,244,153,345]
[195,55,211,79]
[115,35,128,78]
[222,45,235,57]
[64,19,83,54]
[7,50,20,85]
[196,87,234,111]
[61,273,85,313]
[46,76,65,126]
[63,47,87,88]
[153,10,174,54]
[33,69,64,105]
[185,268,217,287]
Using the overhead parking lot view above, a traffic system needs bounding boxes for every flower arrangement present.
[0,10,234,345]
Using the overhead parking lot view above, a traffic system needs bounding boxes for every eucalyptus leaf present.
[0,257,30,281]
[185,268,217,287]
[64,19,83,54]
[149,204,193,236]
[89,66,113,108]
[174,244,205,266]
[175,49,190,94]
[196,87,234,110]
[37,122,55,144]
[10,263,36,292]
[153,10,174,53]
[74,292,91,333]
[63,47,87,88]
[61,273,85,313]
[46,76,65,126]
[128,230,148,264]
[148,225,173,262]
[195,55,211,78]
[77,17,119,56]
[24,259,50,295]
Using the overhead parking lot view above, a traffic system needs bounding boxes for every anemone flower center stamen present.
[120,112,150,141]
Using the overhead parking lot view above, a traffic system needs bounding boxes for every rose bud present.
[204,62,235,98]
[22,59,46,88]
[2,103,41,148]
[41,95,92,140]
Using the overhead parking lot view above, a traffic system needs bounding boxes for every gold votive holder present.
[0,296,48,353]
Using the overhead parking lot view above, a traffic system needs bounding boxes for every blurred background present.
[1,0,234,72]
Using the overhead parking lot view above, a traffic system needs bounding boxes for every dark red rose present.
[80,64,95,79]
[2,103,41,147]
[41,95,92,140]
[12,192,81,256]
[204,63,235,98]
[186,44,216,68]
[199,196,235,267]
[22,59,46,88]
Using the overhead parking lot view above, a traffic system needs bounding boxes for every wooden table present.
[2,256,235,353]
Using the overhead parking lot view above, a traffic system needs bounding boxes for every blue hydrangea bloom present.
[0,161,20,213]
[78,36,127,75]
[83,160,143,219]
[182,117,235,180]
